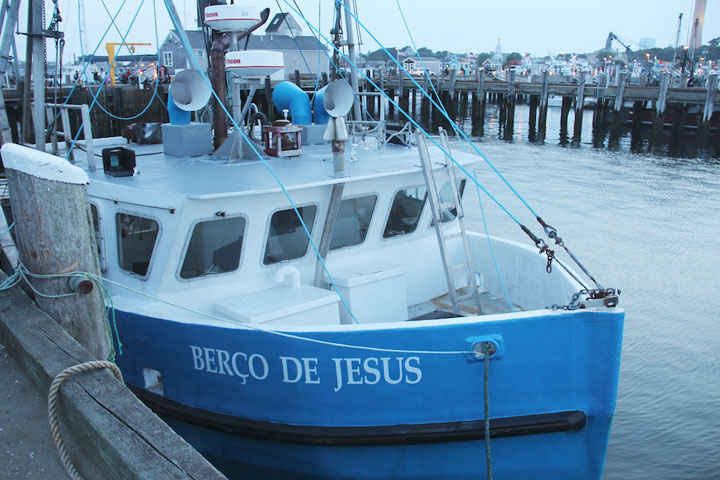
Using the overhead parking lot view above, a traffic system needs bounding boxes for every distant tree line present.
[362,38,720,65]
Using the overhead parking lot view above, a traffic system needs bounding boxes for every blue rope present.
[473,170,514,312]
[334,0,541,220]
[0,222,14,241]
[83,0,163,121]
[66,0,146,160]
[275,0,319,96]
[161,0,360,325]
[283,0,374,121]
[279,0,523,227]
[393,0,467,153]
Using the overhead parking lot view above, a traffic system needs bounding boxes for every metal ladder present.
[416,127,483,315]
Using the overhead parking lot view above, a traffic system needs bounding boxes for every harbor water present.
[452,104,720,478]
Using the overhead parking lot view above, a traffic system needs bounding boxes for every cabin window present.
[116,213,159,277]
[180,216,246,279]
[89,203,108,272]
[264,206,317,265]
[383,186,427,238]
[330,195,377,250]
[432,179,467,225]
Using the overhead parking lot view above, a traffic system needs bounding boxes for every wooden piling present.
[398,75,409,116]
[471,71,485,136]
[504,70,516,140]
[669,102,689,157]
[572,72,585,145]
[650,73,670,152]
[449,70,457,98]
[560,96,572,145]
[608,72,627,149]
[294,70,301,86]
[420,74,430,124]
[528,94,538,142]
[699,74,718,148]
[592,74,608,147]
[537,71,549,143]
[2,144,111,360]
[630,100,646,153]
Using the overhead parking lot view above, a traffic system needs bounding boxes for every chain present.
[549,287,621,311]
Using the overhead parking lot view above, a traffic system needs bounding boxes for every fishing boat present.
[5,1,624,478]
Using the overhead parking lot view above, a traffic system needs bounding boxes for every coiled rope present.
[47,360,123,480]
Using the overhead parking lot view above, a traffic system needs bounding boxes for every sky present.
[12,0,720,63]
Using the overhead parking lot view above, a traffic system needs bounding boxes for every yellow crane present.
[106,42,152,86]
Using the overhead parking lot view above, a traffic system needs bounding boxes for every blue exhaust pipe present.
[272,81,312,125]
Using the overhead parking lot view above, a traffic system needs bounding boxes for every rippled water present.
[449,105,720,478]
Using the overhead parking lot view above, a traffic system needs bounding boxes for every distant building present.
[402,57,442,75]
[158,13,328,80]
[158,30,209,75]
[639,37,656,50]
[265,12,302,37]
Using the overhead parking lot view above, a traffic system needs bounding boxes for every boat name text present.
[190,346,422,392]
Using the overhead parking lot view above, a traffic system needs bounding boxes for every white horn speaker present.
[323,80,354,118]
[171,69,211,111]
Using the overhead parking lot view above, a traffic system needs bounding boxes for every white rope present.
[48,361,123,480]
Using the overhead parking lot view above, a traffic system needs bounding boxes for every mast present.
[342,1,361,121]
[688,0,706,69]
[672,13,682,67]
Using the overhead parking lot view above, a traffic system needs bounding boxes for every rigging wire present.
[287,0,374,120]
[46,0,130,129]
[82,0,164,121]
[65,0,147,159]
[161,0,362,325]
[393,0,467,150]
[280,0,598,289]
[274,0,320,97]
[328,0,603,289]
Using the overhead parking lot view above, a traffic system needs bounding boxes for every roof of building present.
[163,30,323,52]
[168,30,207,50]
[265,12,300,33]
[245,34,325,51]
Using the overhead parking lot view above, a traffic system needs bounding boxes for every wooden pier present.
[364,72,720,152]
[2,70,718,156]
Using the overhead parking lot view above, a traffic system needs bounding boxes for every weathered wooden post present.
[650,73,670,152]
[471,69,485,136]
[398,74,408,115]
[630,100,646,153]
[669,102,688,157]
[504,69,516,140]
[699,74,718,148]
[559,96,572,145]
[608,71,627,149]
[449,69,457,98]
[592,74,608,147]
[572,71,586,145]
[528,95,538,142]
[420,74,430,124]
[537,71,549,143]
[2,143,111,360]
[294,69,301,86]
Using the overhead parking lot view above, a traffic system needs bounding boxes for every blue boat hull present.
[113,308,624,479]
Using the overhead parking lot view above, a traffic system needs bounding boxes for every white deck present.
[80,137,481,197]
